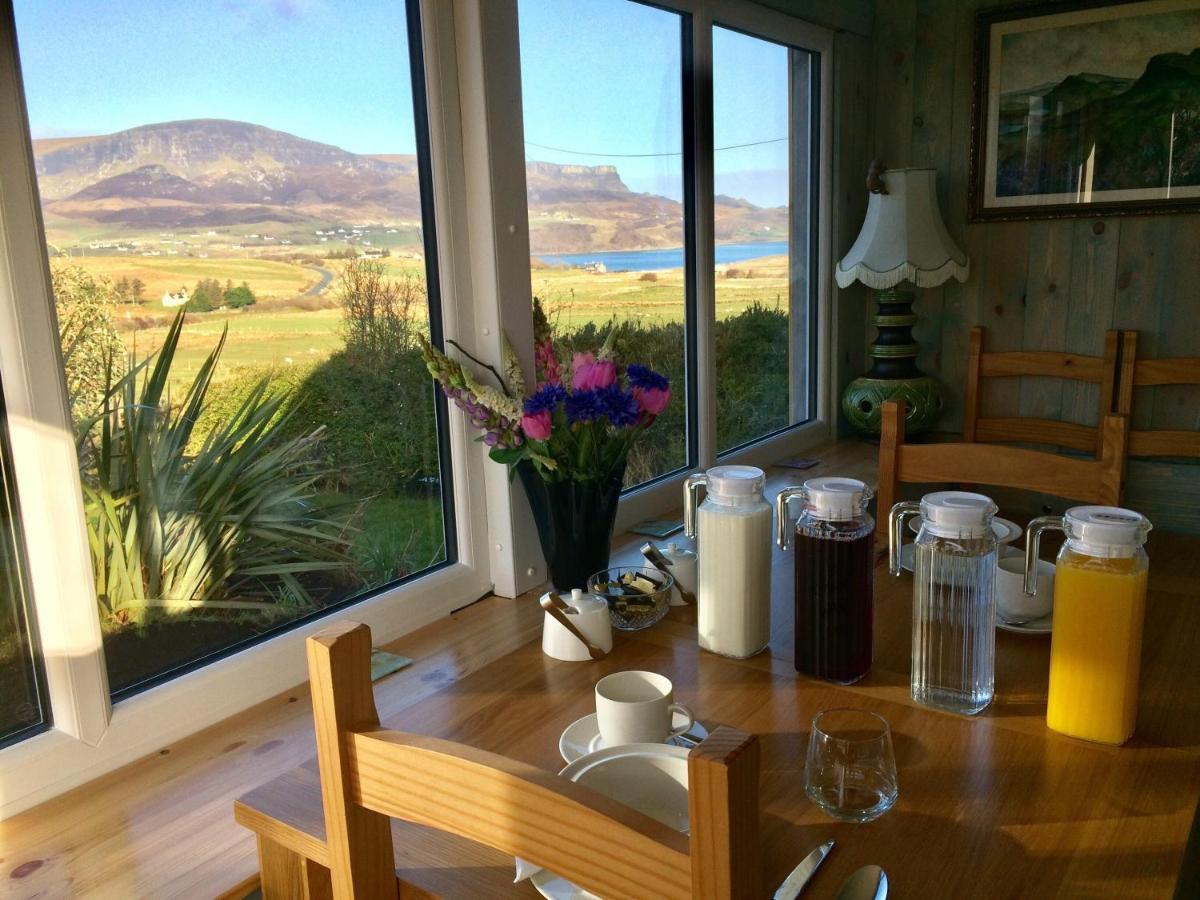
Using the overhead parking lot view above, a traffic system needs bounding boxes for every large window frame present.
[0,0,833,819]
[0,0,499,818]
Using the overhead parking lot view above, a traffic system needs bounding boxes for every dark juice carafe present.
[776,478,875,683]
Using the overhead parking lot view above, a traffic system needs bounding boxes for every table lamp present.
[836,165,969,437]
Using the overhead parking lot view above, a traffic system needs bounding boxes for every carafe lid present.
[804,476,870,520]
[1064,506,1151,557]
[706,464,765,498]
[919,491,997,538]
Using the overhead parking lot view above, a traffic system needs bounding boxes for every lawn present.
[63,255,319,301]
[96,251,789,387]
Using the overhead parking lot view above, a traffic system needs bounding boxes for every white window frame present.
[0,0,834,819]
[0,0,498,819]
[518,0,836,530]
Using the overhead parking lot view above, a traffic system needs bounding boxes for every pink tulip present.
[521,409,553,441]
[572,352,617,390]
[634,386,671,417]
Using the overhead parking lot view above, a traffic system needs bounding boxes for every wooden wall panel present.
[870,0,1200,533]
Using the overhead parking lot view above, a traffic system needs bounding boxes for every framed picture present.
[970,0,1200,221]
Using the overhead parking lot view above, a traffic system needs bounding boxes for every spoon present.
[539,592,607,661]
[639,542,695,604]
[835,865,888,900]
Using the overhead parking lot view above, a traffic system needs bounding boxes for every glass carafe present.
[890,491,998,715]
[1025,506,1151,745]
[776,477,874,683]
[684,465,772,659]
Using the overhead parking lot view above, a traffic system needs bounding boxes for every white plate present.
[997,612,1053,635]
[558,711,707,764]
[531,744,690,900]
[907,515,1022,544]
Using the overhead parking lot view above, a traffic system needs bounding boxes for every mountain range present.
[996,49,1200,196]
[32,119,785,254]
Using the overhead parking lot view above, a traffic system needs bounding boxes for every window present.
[713,25,818,453]
[517,2,826,477]
[518,0,693,488]
[11,0,453,697]
[0,388,47,746]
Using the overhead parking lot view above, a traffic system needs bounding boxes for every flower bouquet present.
[418,303,670,589]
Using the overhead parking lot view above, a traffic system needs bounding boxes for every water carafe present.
[776,477,874,683]
[1025,506,1151,745]
[889,491,998,715]
[684,465,772,659]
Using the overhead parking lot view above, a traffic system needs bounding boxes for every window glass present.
[518,0,689,488]
[713,26,816,452]
[0,387,48,745]
[12,0,452,696]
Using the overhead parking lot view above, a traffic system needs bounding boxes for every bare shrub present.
[638,271,658,282]
[338,258,426,360]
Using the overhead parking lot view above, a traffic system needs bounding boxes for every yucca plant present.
[77,312,353,624]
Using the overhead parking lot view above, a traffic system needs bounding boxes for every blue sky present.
[14,0,792,207]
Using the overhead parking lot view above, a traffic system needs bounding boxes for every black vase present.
[516,460,626,591]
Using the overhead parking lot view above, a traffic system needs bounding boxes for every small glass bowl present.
[587,566,673,631]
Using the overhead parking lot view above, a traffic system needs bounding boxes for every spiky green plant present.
[77,312,353,624]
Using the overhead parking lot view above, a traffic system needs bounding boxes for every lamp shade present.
[836,168,969,290]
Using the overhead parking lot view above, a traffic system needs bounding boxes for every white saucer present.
[908,515,1022,544]
[558,712,708,764]
[997,612,1053,635]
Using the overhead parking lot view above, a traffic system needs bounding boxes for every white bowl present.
[996,555,1055,622]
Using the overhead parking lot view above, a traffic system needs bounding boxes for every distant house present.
[162,288,189,308]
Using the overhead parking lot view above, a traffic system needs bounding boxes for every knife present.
[773,840,835,900]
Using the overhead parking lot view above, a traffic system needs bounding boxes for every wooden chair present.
[963,326,1121,457]
[876,400,1127,545]
[303,621,760,900]
[1117,331,1200,459]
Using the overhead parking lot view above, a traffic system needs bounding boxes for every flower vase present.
[517,460,626,591]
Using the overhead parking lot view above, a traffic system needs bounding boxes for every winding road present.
[302,265,334,297]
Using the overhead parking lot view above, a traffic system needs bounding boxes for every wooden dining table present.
[236,464,1200,899]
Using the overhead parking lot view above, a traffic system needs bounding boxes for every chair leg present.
[257,836,333,900]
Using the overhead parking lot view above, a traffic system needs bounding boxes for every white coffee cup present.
[996,554,1055,623]
[594,671,694,747]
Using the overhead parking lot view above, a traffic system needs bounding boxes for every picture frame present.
[969,0,1200,222]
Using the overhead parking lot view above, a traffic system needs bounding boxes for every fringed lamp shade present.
[836,168,969,290]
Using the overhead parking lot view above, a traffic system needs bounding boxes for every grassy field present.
[533,254,789,328]
[64,255,320,301]
[97,251,789,385]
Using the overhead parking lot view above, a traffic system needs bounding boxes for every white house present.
[162,288,189,308]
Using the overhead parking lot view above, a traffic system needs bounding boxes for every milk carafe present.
[776,477,875,683]
[684,465,772,658]
[1025,506,1151,745]
[889,491,998,715]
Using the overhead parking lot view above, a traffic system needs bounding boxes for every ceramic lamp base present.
[841,374,945,438]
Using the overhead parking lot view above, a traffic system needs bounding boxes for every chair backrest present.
[876,400,1127,544]
[1116,331,1200,459]
[963,326,1121,456]
[306,621,761,900]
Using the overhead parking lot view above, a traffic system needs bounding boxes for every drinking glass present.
[804,708,898,822]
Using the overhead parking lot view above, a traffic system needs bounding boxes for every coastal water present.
[535,240,787,273]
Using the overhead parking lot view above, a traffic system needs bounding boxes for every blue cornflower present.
[599,383,641,428]
[627,364,669,392]
[565,388,603,423]
[523,383,566,415]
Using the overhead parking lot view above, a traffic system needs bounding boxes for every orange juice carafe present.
[1025,507,1152,745]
